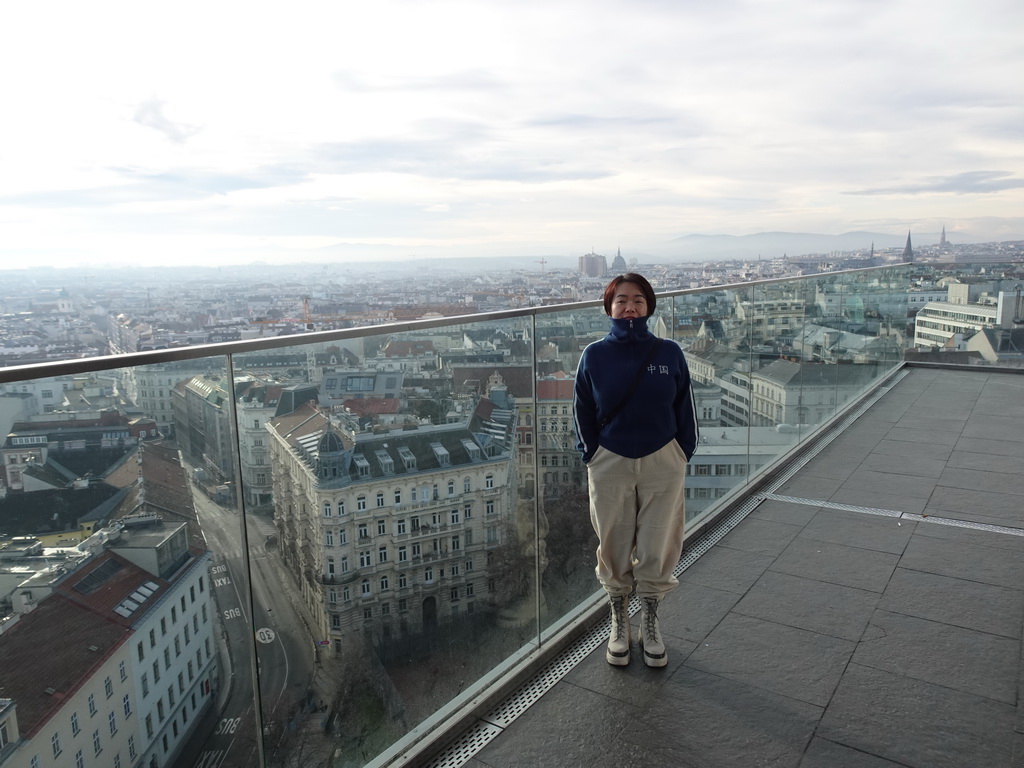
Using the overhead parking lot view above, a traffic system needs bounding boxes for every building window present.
[378,546,388,563]
[396,519,406,535]
[485,474,494,489]
[398,572,408,588]
[323,501,332,517]
[361,580,371,596]
[398,546,407,562]
[359,551,371,568]
[394,489,402,504]
[376,492,385,507]
[105,676,113,698]
[424,567,433,583]
[119,660,127,681]
[88,694,97,716]
[71,713,80,736]
[358,523,368,539]
[451,509,460,524]
[464,477,471,493]
[377,519,386,535]
[357,496,366,511]
[92,728,102,755]
[123,695,132,718]
[380,575,389,591]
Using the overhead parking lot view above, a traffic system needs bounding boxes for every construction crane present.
[535,258,547,275]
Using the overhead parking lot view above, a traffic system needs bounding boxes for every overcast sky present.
[2,0,1022,270]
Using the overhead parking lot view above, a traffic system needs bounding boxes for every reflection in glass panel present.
[0,358,245,768]
[534,304,606,631]
[237,319,538,766]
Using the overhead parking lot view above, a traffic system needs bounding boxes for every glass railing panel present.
[233,316,538,767]
[532,302,605,633]
[0,356,258,768]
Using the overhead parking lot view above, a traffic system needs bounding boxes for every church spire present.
[940,225,947,247]
[903,230,914,263]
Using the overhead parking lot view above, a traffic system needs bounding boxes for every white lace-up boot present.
[640,596,667,667]
[606,594,631,666]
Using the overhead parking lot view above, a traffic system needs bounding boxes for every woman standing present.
[573,273,699,667]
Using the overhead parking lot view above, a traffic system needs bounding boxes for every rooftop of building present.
[424,365,1024,768]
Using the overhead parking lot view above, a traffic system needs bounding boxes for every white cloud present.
[1,0,1022,269]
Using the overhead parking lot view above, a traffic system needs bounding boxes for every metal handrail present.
[0,263,910,384]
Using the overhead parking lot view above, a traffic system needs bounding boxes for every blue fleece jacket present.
[574,316,699,463]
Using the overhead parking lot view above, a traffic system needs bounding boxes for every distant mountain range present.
[662,231,911,260]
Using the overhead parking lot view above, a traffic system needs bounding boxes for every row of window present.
[328,560,478,601]
[326,532,493,576]
[330,583,480,628]
[135,579,207,666]
[320,475,496,516]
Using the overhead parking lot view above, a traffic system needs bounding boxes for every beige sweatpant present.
[586,440,687,599]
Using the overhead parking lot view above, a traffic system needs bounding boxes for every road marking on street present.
[193,747,227,767]
[255,627,276,644]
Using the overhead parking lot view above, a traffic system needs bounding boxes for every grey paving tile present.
[471,681,637,768]
[938,466,1024,497]
[839,468,941,500]
[860,452,947,478]
[782,456,860,483]
[775,472,846,499]
[563,632,697,708]
[881,425,959,446]
[910,517,1024,553]
[854,610,1019,704]
[799,737,909,768]
[663,581,741,643]
[716,517,802,557]
[898,532,1024,589]
[872,437,954,460]
[772,536,899,593]
[574,737,689,768]
[893,416,968,433]
[963,417,1024,443]
[819,663,1016,768]
[947,449,1024,475]
[953,435,1024,457]
[619,665,822,768]
[678,544,775,594]
[798,508,913,555]
[748,498,821,526]
[685,612,855,706]
[923,486,1024,526]
[827,486,928,514]
[877,567,1024,638]
[732,570,879,641]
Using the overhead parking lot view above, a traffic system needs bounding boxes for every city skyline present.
[2,1,1023,271]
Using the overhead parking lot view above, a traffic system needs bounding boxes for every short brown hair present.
[602,273,656,316]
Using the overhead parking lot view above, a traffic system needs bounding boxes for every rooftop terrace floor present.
[444,366,1024,768]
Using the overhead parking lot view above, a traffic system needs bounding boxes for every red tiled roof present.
[0,593,131,737]
[342,398,401,416]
